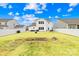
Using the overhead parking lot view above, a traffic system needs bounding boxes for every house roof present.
[0,19,15,22]
[33,18,53,24]
[59,18,79,24]
[15,25,24,28]
[29,23,36,27]
[35,18,51,22]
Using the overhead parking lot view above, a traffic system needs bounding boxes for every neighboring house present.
[0,19,20,29]
[29,19,53,31]
[54,18,79,29]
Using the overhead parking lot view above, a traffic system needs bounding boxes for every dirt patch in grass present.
[25,37,48,41]
[51,37,58,41]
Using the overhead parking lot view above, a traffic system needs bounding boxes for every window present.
[48,27,49,30]
[39,27,44,30]
[68,24,76,29]
[77,25,79,29]
[39,21,44,24]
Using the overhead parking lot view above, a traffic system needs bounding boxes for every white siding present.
[36,19,48,31]
[36,19,53,31]
[1,22,6,25]
[47,22,53,30]
[28,19,53,31]
[29,26,38,31]
[7,20,19,29]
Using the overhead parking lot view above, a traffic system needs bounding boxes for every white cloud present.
[15,12,19,16]
[23,3,39,11]
[35,11,43,14]
[0,3,8,8]
[14,16,20,20]
[67,8,73,12]
[62,14,70,16]
[21,20,29,25]
[8,12,13,16]
[23,3,47,11]
[55,16,59,19]
[40,3,47,10]
[69,3,78,7]
[22,14,38,21]
[49,16,52,18]
[22,14,38,25]
[14,16,23,25]
[8,5,12,9]
[57,8,61,13]
[22,14,33,18]
[14,14,38,25]
[67,3,78,13]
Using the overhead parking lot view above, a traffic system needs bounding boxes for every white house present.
[28,19,53,31]
[0,19,20,29]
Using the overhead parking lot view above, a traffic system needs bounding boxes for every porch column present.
[76,24,77,29]
[66,24,69,29]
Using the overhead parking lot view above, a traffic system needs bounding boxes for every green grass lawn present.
[0,31,79,56]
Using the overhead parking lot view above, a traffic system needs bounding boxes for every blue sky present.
[0,3,79,25]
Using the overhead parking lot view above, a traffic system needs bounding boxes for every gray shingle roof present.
[15,25,24,28]
[0,19,15,22]
[59,18,79,24]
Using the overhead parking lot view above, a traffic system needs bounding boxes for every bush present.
[16,30,20,33]
[50,29,53,32]
[35,31,37,34]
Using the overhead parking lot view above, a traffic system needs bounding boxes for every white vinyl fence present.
[0,28,26,36]
[54,29,79,37]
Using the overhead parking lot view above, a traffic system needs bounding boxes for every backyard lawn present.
[0,32,79,56]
